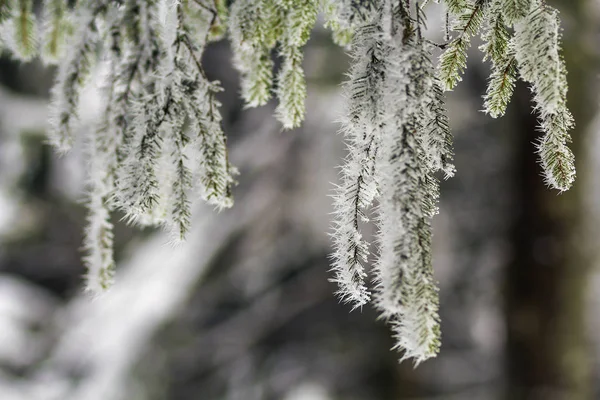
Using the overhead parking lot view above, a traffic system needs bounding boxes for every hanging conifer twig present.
[0,0,576,364]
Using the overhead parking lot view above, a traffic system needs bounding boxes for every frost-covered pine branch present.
[85,133,117,293]
[10,0,38,60]
[274,0,317,129]
[374,19,443,364]
[229,0,278,107]
[117,91,166,221]
[438,0,487,90]
[82,13,122,292]
[438,0,575,190]
[0,0,577,365]
[330,13,383,308]
[37,0,237,289]
[501,0,531,25]
[41,0,71,64]
[513,2,575,190]
[229,0,317,129]
[116,1,235,231]
[422,75,456,178]
[47,1,109,153]
[332,0,446,363]
[481,1,517,118]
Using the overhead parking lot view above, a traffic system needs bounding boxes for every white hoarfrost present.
[332,3,446,363]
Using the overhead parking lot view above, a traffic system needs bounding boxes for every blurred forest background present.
[1,1,600,399]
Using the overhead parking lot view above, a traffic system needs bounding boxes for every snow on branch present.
[0,0,577,365]
[513,2,575,190]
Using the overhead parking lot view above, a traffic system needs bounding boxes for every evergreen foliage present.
[0,0,575,364]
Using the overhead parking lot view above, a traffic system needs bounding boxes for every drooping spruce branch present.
[82,9,124,292]
[481,1,517,117]
[229,0,317,128]
[47,1,110,153]
[513,4,575,190]
[41,0,71,63]
[330,10,382,308]
[375,40,444,364]
[331,0,452,363]
[436,0,575,189]
[0,0,576,364]
[438,0,487,90]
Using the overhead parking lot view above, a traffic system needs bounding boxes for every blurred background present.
[1,1,600,399]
